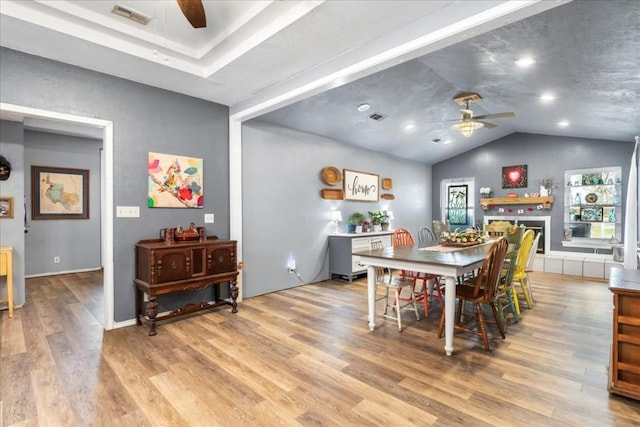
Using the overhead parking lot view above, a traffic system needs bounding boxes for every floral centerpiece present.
[440,228,487,246]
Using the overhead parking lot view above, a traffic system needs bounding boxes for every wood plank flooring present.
[1,270,639,426]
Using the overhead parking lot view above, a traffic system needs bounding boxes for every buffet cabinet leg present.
[146,296,159,336]
[230,280,239,313]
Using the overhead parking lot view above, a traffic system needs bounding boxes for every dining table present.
[356,240,493,356]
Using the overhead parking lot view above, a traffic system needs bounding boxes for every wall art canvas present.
[148,152,203,208]
[31,166,89,220]
[447,184,468,225]
[502,164,528,188]
[343,169,379,202]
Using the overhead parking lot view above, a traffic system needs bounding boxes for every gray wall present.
[0,120,26,307]
[0,47,230,321]
[242,121,432,297]
[24,130,102,275]
[432,132,634,252]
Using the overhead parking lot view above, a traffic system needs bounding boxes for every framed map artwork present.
[31,165,89,220]
[148,152,204,208]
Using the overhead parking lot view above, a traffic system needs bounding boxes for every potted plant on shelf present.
[369,211,383,232]
[348,212,365,233]
[380,211,391,231]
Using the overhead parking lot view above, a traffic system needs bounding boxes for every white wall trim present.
[229,116,243,300]
[0,102,115,330]
[484,215,551,255]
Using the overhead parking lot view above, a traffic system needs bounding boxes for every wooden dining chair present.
[371,239,419,331]
[418,226,436,243]
[431,220,449,239]
[438,237,509,352]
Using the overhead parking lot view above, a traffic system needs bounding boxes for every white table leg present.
[367,265,376,331]
[444,275,456,355]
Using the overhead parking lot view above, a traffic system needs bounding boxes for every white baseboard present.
[25,267,102,278]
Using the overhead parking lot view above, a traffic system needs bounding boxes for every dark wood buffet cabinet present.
[135,236,239,335]
[608,267,640,401]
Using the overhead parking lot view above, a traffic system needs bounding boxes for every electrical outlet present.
[204,213,214,223]
[287,258,296,273]
[54,256,60,264]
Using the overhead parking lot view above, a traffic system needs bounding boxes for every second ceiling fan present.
[447,92,515,137]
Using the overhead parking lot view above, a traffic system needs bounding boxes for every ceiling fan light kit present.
[452,121,484,137]
[445,91,515,137]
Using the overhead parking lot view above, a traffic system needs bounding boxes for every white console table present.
[329,231,393,281]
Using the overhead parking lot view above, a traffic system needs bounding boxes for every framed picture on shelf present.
[31,165,89,220]
[0,196,13,219]
[580,207,603,222]
[582,173,602,185]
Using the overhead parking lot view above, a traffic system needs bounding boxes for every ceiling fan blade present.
[474,120,497,129]
[176,0,207,28]
[473,112,515,120]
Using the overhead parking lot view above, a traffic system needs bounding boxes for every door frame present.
[0,102,115,329]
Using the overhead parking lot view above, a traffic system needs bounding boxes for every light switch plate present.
[204,213,214,223]
[116,206,140,218]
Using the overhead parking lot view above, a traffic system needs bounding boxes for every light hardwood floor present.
[1,270,639,426]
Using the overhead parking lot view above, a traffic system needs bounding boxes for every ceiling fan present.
[176,0,207,28]
[447,92,515,137]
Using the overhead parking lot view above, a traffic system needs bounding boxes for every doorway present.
[0,102,115,329]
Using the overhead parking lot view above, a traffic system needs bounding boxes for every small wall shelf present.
[480,196,553,210]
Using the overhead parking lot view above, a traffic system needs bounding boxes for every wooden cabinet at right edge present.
[608,267,640,401]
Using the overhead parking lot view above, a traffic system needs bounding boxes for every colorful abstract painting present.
[148,152,203,208]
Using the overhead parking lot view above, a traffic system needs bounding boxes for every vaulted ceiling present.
[1,0,638,164]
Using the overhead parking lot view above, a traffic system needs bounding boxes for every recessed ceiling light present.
[539,93,556,102]
[515,57,536,67]
[558,120,570,127]
[356,103,370,112]
[404,123,416,132]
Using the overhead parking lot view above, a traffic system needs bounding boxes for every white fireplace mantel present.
[484,215,551,255]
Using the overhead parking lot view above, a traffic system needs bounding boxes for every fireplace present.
[484,216,550,254]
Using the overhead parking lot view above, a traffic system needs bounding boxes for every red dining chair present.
[392,228,442,317]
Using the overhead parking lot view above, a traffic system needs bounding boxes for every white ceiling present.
[1,0,639,164]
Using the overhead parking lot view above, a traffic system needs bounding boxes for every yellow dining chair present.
[497,224,524,325]
[523,232,541,303]
[511,229,535,309]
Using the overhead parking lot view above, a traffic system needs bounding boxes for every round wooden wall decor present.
[322,166,341,186]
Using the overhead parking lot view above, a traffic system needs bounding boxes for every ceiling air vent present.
[368,112,387,121]
[111,4,152,25]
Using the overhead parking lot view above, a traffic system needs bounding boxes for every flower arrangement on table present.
[440,228,487,247]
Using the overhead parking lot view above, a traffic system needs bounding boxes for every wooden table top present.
[354,241,492,269]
